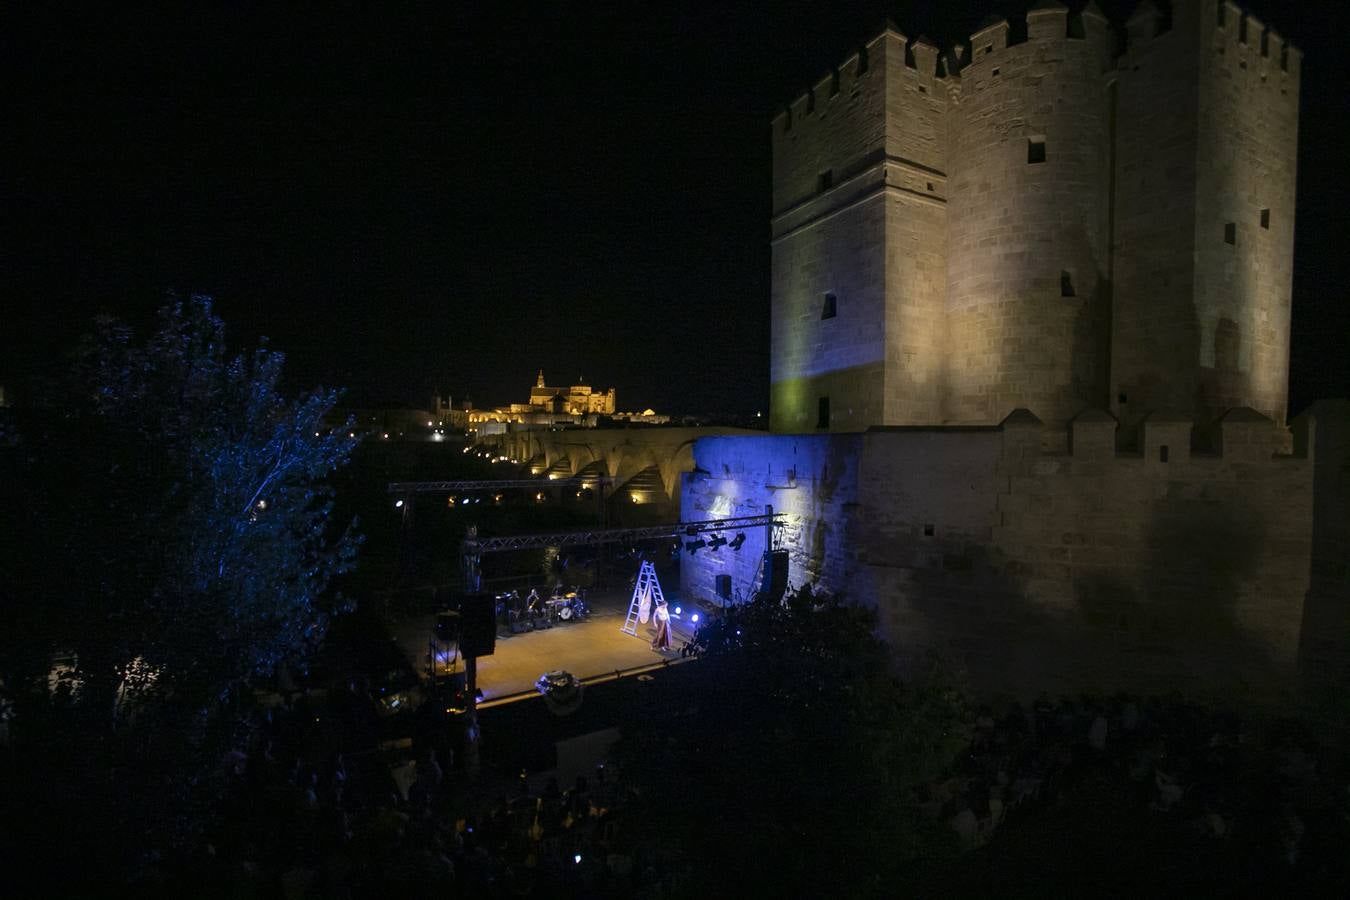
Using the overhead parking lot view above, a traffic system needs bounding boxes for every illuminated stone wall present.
[943,6,1113,432]
[769,31,897,433]
[1111,0,1300,430]
[770,1,1300,437]
[681,403,1350,703]
[679,433,865,606]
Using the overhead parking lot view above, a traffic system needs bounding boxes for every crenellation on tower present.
[910,37,940,78]
[968,16,1009,59]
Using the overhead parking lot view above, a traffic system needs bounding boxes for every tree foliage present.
[0,297,360,880]
[613,586,968,896]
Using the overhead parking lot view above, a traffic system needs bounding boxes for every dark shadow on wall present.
[1195,316,1250,426]
[1068,258,1112,416]
[795,437,852,584]
[872,536,1072,698]
[1297,399,1350,709]
[873,496,1287,704]
[1070,494,1283,701]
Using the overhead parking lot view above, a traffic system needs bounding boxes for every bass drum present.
[558,604,574,621]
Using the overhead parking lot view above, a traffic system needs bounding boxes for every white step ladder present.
[621,560,665,636]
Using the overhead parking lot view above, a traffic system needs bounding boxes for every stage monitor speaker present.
[715,573,732,601]
[459,592,497,658]
[761,550,789,601]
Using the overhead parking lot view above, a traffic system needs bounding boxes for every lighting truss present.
[388,476,615,493]
[466,513,782,554]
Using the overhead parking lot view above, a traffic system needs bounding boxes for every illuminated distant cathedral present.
[525,370,616,416]
[466,369,624,432]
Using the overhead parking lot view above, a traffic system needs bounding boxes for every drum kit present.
[500,586,591,633]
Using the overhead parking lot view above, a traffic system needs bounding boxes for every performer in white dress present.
[650,599,672,651]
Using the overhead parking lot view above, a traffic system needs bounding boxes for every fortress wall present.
[880,37,948,425]
[863,410,1314,702]
[771,31,898,216]
[1192,0,1301,426]
[1295,400,1350,700]
[770,196,889,434]
[1111,0,1301,431]
[942,13,1114,432]
[770,32,908,434]
[882,192,947,425]
[683,407,1321,703]
[1110,4,1203,427]
[679,434,864,607]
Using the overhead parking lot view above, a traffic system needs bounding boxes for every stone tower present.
[1112,0,1300,429]
[769,0,1300,435]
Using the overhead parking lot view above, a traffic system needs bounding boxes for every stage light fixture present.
[708,534,728,551]
[394,499,405,509]
[729,532,746,551]
[685,538,707,554]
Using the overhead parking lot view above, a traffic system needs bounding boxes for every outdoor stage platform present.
[391,586,698,707]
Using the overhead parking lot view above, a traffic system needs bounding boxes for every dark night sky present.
[5,1,1347,414]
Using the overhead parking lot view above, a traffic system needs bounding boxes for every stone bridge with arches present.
[480,426,761,517]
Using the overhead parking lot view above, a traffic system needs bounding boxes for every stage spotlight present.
[685,538,706,554]
[691,613,700,623]
[394,499,405,509]
[673,605,682,615]
[729,532,746,551]
[708,534,728,551]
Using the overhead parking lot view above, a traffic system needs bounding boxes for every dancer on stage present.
[650,598,672,651]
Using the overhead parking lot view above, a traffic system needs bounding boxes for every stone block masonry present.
[771,0,1301,436]
[683,403,1350,704]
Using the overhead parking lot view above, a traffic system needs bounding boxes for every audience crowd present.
[158,683,686,898]
[135,682,1348,896]
[923,693,1350,874]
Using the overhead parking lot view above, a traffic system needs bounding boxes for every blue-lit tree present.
[0,297,360,876]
